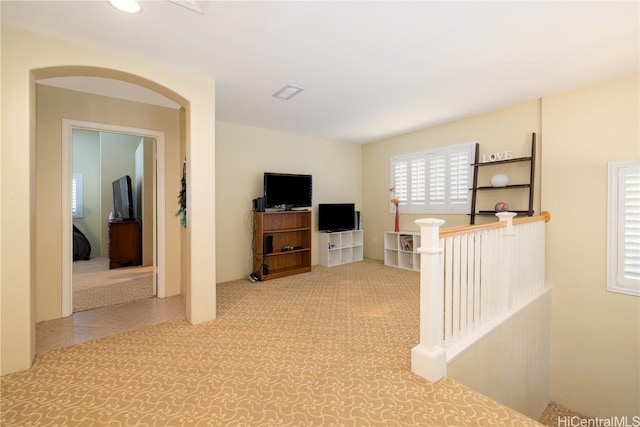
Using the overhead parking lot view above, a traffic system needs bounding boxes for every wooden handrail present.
[514,210,551,225]
[439,211,551,239]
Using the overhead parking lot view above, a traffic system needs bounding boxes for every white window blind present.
[72,172,83,219]
[391,142,475,214]
[392,155,427,210]
[607,160,640,296]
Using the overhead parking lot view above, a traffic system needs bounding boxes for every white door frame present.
[62,119,166,317]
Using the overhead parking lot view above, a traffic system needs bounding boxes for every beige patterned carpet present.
[2,260,542,426]
[73,257,153,312]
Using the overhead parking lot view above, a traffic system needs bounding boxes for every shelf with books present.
[384,231,421,272]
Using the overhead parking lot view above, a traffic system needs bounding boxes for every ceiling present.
[2,1,638,143]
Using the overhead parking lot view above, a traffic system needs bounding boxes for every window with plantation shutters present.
[390,142,474,214]
[607,160,640,296]
[72,172,83,219]
[391,154,426,211]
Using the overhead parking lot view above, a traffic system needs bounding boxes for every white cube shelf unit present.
[318,230,364,267]
[384,231,421,271]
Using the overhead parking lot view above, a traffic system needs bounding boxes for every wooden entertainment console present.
[253,210,312,281]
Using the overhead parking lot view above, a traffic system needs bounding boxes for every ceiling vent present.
[272,85,304,101]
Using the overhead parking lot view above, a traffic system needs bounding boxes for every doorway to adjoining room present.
[71,128,157,313]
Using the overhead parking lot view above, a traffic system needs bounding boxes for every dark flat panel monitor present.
[112,175,135,220]
[263,172,312,209]
[318,203,355,232]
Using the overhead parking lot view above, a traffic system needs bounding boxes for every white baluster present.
[444,237,453,345]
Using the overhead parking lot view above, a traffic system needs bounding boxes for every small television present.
[263,172,312,209]
[112,175,135,220]
[318,203,356,232]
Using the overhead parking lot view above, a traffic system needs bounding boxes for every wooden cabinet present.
[469,133,536,224]
[253,210,312,281]
[318,230,363,267]
[108,220,142,269]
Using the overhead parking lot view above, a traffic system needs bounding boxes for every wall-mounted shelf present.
[469,133,536,224]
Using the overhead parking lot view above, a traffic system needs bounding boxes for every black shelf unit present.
[469,133,536,224]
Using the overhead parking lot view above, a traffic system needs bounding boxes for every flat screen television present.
[318,203,356,232]
[263,172,312,209]
[112,175,135,220]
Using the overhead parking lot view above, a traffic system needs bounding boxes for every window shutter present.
[72,173,83,219]
[427,153,446,208]
[393,159,408,204]
[391,142,474,214]
[72,177,78,215]
[620,165,640,283]
[608,161,640,295]
[449,149,471,205]
[410,157,426,207]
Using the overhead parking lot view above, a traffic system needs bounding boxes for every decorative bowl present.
[490,174,509,187]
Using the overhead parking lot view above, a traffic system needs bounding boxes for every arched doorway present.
[2,29,217,375]
[31,66,187,320]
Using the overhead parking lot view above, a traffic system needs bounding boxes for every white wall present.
[215,121,362,282]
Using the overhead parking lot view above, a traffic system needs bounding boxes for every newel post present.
[411,218,447,383]
[496,211,517,235]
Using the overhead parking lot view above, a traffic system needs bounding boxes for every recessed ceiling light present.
[109,0,142,14]
[273,85,304,100]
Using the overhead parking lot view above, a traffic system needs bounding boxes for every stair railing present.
[411,211,551,382]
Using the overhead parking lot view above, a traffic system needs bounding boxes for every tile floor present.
[36,295,186,354]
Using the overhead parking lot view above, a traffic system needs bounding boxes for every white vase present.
[490,174,509,187]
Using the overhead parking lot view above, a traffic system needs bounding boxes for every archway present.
[2,28,217,375]
[32,67,187,319]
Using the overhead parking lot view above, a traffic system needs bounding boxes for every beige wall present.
[35,84,183,322]
[215,121,362,282]
[1,26,217,375]
[361,101,541,261]
[541,74,640,418]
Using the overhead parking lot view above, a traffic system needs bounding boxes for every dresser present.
[108,220,142,269]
